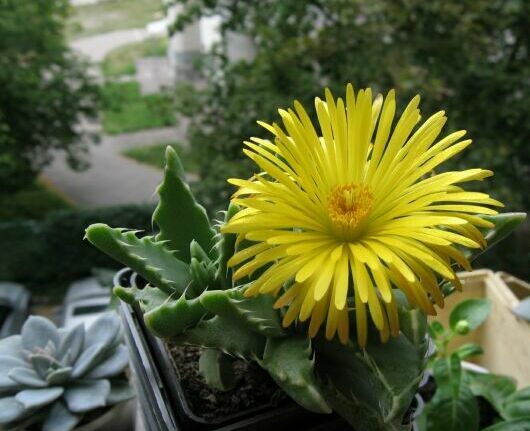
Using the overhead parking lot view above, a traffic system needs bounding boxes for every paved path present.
[43,126,186,208]
[71,28,150,63]
[43,29,190,208]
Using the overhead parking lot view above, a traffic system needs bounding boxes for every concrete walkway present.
[43,126,185,207]
[43,29,188,208]
[71,28,150,63]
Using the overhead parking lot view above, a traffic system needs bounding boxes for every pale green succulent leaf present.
[21,316,60,352]
[85,345,129,379]
[15,387,64,410]
[57,324,85,364]
[0,336,24,360]
[71,343,107,379]
[29,354,54,379]
[153,146,216,262]
[106,380,135,405]
[42,402,81,431]
[259,337,330,414]
[84,313,121,349]
[0,397,26,425]
[0,355,27,388]
[63,380,110,413]
[46,367,72,386]
[8,368,47,388]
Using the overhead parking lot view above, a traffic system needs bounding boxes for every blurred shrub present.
[0,0,100,193]
[0,204,154,294]
[0,181,72,223]
[171,0,529,216]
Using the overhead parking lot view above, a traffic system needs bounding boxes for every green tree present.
[170,0,529,214]
[0,0,99,192]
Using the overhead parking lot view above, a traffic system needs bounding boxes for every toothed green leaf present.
[198,349,237,392]
[395,291,428,347]
[189,257,217,297]
[113,284,169,312]
[215,203,239,288]
[199,287,285,337]
[467,212,526,261]
[85,223,190,295]
[259,336,330,414]
[314,325,427,431]
[174,315,266,359]
[153,146,216,262]
[190,240,211,263]
[143,295,207,338]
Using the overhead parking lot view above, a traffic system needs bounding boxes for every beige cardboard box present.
[431,269,530,387]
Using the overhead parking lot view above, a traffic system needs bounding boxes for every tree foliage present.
[0,0,100,192]
[170,0,529,213]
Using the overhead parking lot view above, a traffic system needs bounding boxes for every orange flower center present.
[327,183,373,239]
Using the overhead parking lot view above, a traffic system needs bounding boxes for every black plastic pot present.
[115,268,423,431]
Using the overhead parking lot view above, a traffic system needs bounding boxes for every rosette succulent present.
[0,313,133,431]
[86,86,525,430]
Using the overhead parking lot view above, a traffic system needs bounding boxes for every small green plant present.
[422,298,530,430]
[0,314,133,431]
[86,142,525,430]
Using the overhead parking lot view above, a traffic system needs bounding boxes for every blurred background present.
[0,0,528,310]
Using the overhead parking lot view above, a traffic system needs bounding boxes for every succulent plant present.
[85,146,524,430]
[0,313,134,431]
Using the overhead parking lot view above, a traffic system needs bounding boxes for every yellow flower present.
[222,85,502,346]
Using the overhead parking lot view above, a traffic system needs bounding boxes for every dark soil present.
[166,343,288,420]
[418,375,501,428]
[165,342,419,429]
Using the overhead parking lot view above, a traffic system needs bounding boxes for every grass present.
[0,180,72,223]
[102,82,176,134]
[102,36,168,78]
[67,0,164,40]
[122,142,198,172]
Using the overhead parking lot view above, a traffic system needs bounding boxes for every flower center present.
[327,183,373,238]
